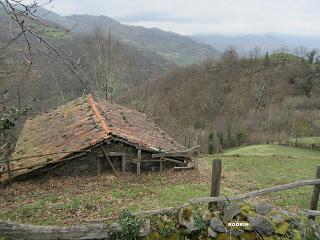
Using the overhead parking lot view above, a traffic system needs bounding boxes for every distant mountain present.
[273,34,320,50]
[36,10,220,66]
[191,34,287,53]
[191,34,320,54]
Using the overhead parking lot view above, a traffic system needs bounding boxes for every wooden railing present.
[193,160,320,220]
[280,141,320,152]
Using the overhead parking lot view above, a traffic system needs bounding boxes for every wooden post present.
[97,155,102,175]
[137,162,141,175]
[309,165,320,220]
[159,153,164,172]
[209,159,222,210]
[100,147,117,176]
[137,149,141,175]
[121,155,126,174]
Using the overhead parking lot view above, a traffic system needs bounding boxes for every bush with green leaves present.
[108,210,143,240]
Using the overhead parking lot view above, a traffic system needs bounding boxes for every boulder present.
[254,203,272,215]
[179,207,198,232]
[210,217,226,233]
[247,215,275,235]
[275,221,289,235]
[222,203,240,224]
[208,227,217,238]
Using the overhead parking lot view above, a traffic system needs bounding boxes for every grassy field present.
[0,144,319,225]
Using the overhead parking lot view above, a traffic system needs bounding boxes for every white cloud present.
[44,0,320,35]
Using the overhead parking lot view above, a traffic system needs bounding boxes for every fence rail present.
[200,160,320,220]
[189,179,320,204]
[280,141,320,151]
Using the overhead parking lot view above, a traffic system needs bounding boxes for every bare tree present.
[0,0,88,90]
[221,46,239,63]
[0,0,88,183]
[248,46,262,61]
[84,28,127,101]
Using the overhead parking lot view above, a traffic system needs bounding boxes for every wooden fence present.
[192,160,320,220]
[0,160,319,240]
[280,141,320,152]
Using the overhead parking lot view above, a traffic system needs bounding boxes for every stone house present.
[0,95,196,183]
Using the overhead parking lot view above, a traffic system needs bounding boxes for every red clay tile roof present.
[0,95,185,182]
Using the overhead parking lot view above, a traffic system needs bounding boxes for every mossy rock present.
[239,204,256,219]
[181,207,193,221]
[239,232,259,240]
[217,233,238,240]
[240,210,256,218]
[157,221,165,231]
[268,210,290,223]
[275,221,290,235]
[240,202,255,213]
[145,230,182,240]
[291,229,302,240]
[261,236,276,240]
[145,231,160,240]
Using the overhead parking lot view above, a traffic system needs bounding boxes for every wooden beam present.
[303,210,320,217]
[152,146,200,158]
[0,152,88,183]
[106,152,126,157]
[163,158,185,165]
[309,166,320,220]
[100,147,118,176]
[189,179,320,204]
[0,219,150,239]
[137,149,141,175]
[137,162,141,175]
[174,166,194,170]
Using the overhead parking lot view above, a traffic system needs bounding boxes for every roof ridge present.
[87,95,111,136]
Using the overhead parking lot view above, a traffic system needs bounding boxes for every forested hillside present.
[0,5,222,111]
[121,50,320,152]
[0,10,177,112]
[34,8,220,66]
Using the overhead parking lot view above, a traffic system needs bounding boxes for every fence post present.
[209,159,221,210]
[309,166,320,220]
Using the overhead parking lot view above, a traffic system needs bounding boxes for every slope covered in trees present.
[121,50,320,152]
[32,7,220,66]
[0,9,176,110]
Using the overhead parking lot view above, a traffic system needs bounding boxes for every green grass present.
[1,144,319,225]
[217,144,320,210]
[268,52,302,61]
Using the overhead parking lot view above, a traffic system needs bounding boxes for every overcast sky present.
[43,0,320,36]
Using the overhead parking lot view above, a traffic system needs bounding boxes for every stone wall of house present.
[46,141,173,177]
